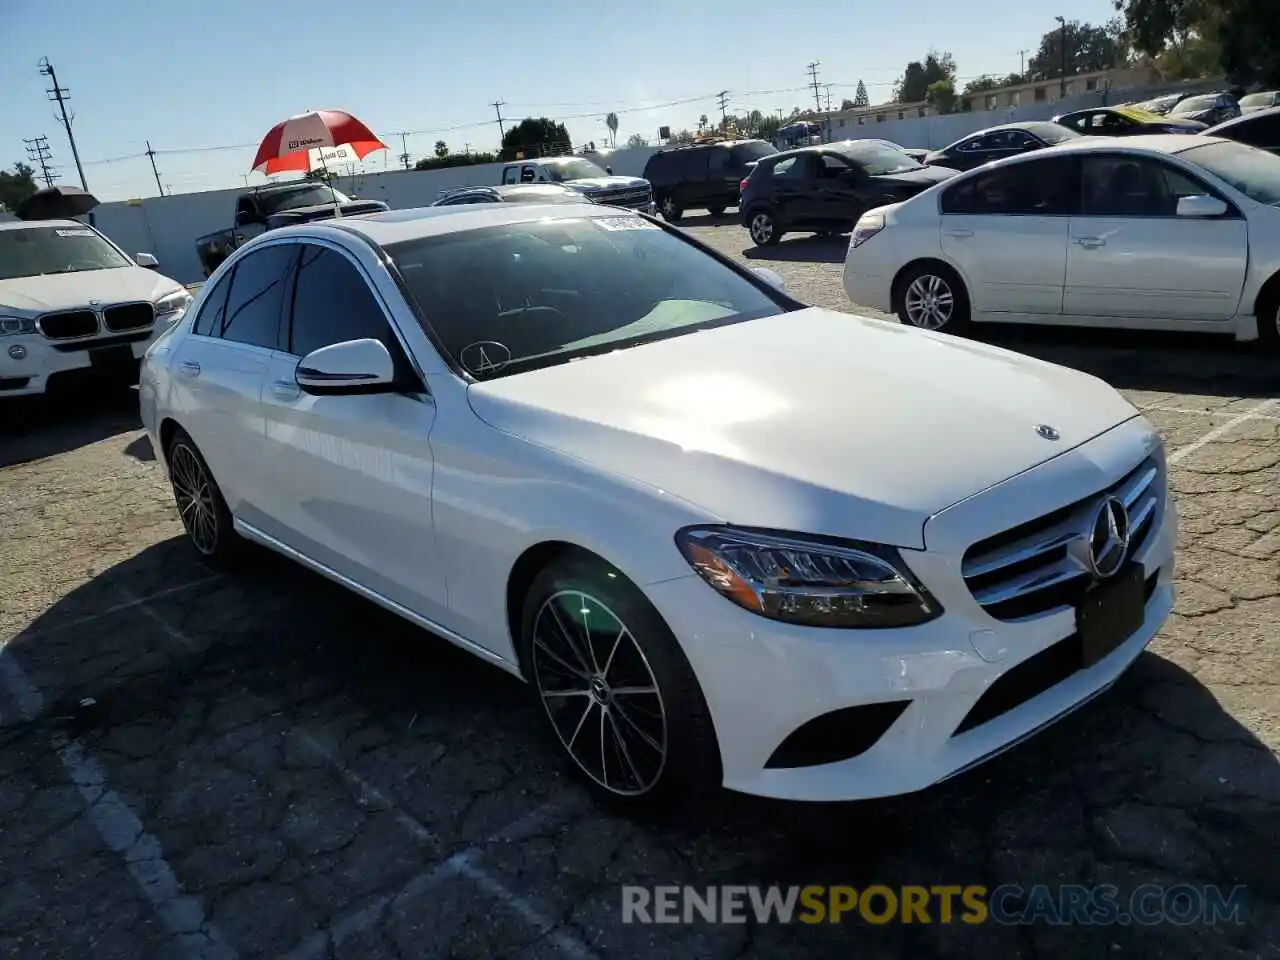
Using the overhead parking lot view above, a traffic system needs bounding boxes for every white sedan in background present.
[843,135,1280,347]
[0,219,190,397]
[141,203,1174,808]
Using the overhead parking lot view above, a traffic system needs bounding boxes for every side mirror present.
[135,252,160,269]
[1176,195,1228,218]
[605,166,614,175]
[295,338,397,395]
[751,266,786,291]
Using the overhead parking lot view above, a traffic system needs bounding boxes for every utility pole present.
[399,132,411,169]
[37,57,88,192]
[716,90,730,128]
[1055,16,1068,98]
[807,61,823,114]
[23,136,57,188]
[491,100,507,141]
[1018,49,1028,79]
[145,141,164,196]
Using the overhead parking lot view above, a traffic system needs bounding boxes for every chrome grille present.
[962,456,1163,621]
[37,310,99,340]
[103,302,155,332]
[595,187,652,209]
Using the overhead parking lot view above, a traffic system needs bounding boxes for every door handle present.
[1074,236,1106,249]
[943,228,974,238]
[270,379,301,401]
[179,360,201,377]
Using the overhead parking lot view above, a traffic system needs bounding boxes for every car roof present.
[1209,106,1280,131]
[290,201,626,246]
[1038,133,1228,156]
[0,218,85,232]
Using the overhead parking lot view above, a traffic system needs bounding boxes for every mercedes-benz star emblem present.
[1035,424,1061,441]
[1087,496,1131,579]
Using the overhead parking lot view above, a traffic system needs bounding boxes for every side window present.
[191,270,232,337]
[707,148,729,174]
[771,157,799,177]
[287,245,394,359]
[1081,156,1215,217]
[685,150,709,177]
[818,155,852,178]
[218,244,295,350]
[502,167,519,185]
[957,135,987,153]
[962,159,1074,216]
[940,178,974,214]
[1229,115,1280,149]
[520,166,539,183]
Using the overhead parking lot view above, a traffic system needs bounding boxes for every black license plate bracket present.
[1077,563,1146,668]
[89,343,136,370]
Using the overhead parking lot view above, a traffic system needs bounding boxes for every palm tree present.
[605,112,619,148]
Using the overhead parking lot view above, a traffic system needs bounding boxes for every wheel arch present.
[890,256,968,317]
[1252,269,1280,325]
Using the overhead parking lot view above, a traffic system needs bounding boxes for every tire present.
[1256,283,1280,353]
[707,205,726,217]
[747,208,783,247]
[518,554,721,812]
[165,427,242,568]
[658,194,682,222]
[895,261,971,335]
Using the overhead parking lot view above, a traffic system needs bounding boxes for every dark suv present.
[643,139,777,221]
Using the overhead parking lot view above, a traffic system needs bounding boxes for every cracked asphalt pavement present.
[1,219,1278,959]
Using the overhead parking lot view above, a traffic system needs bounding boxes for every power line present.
[23,135,57,188]
[38,57,88,192]
[806,61,823,113]
[145,140,164,196]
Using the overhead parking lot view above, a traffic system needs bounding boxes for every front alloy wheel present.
[903,273,956,331]
[659,195,681,221]
[170,442,220,555]
[749,210,780,246]
[531,590,667,796]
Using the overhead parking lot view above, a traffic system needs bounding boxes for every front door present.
[937,156,1072,316]
[256,241,448,623]
[1063,154,1248,321]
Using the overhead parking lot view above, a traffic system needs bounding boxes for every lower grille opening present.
[954,571,1160,736]
[39,310,98,339]
[103,303,155,332]
[0,377,32,391]
[765,701,910,769]
[50,330,151,353]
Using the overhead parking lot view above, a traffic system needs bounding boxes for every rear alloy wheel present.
[659,194,682,222]
[521,556,720,810]
[166,428,240,567]
[1256,286,1280,353]
[897,263,970,335]
[748,209,782,247]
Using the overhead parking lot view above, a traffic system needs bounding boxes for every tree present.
[894,50,957,102]
[1115,0,1212,62]
[605,112,619,148]
[697,114,709,133]
[1027,18,1126,81]
[755,115,782,142]
[0,162,37,213]
[625,132,648,148]
[963,76,1001,95]
[434,140,449,158]
[414,150,496,171]
[926,78,958,114]
[1120,0,1280,86]
[853,79,870,107]
[500,117,572,161]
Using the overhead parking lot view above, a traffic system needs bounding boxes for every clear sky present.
[1,0,1119,201]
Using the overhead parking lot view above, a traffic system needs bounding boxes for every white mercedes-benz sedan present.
[843,135,1280,347]
[140,203,1176,807]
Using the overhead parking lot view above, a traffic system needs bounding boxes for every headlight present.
[675,526,942,629]
[0,316,36,337]
[154,291,192,325]
[850,212,886,249]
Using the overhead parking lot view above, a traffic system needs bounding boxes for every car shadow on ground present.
[4,537,1277,956]
[973,325,1280,400]
[673,212,739,229]
[743,234,848,264]
[0,386,143,468]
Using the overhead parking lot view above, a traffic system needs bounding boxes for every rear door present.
[770,154,818,225]
[1063,153,1248,322]
[938,156,1073,316]
[168,243,296,523]
[809,153,868,225]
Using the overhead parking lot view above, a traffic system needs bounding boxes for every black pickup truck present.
[194,181,389,276]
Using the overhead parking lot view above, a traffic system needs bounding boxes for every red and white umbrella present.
[251,110,387,175]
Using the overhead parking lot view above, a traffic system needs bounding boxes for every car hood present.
[872,166,959,188]
[0,266,185,314]
[564,176,649,192]
[466,308,1137,548]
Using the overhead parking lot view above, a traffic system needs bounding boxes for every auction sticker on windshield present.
[55,229,96,237]
[594,217,659,232]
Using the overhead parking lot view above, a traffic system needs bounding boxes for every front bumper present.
[0,329,162,398]
[645,418,1177,801]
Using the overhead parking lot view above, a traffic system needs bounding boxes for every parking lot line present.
[1149,404,1280,422]
[0,645,238,960]
[1167,398,1279,466]
[122,586,598,960]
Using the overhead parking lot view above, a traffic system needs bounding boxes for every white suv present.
[1,219,191,398]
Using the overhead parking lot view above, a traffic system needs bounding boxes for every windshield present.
[1031,123,1082,144]
[541,159,609,182]
[257,184,352,215]
[386,215,786,380]
[0,225,132,280]
[1240,93,1276,108]
[730,141,777,163]
[838,142,922,175]
[1172,96,1219,114]
[1179,141,1280,205]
